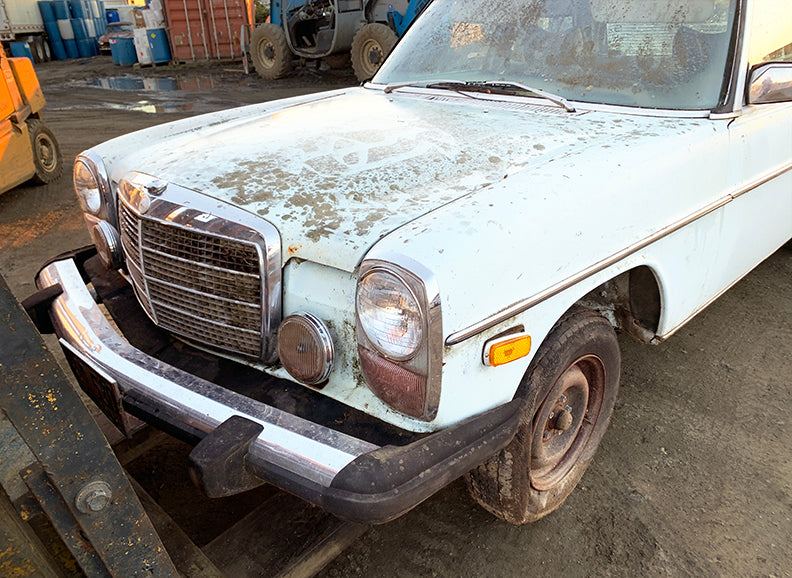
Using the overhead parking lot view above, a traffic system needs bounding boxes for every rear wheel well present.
[575,266,661,343]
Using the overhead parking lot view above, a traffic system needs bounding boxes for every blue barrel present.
[63,38,78,58]
[110,36,136,66]
[38,0,55,21]
[71,18,87,39]
[9,41,35,64]
[105,8,119,22]
[68,0,85,17]
[43,22,68,59]
[48,38,68,60]
[76,37,94,57]
[38,1,68,60]
[147,28,171,63]
[52,0,69,19]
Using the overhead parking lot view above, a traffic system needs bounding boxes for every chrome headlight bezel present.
[74,150,114,225]
[355,255,442,421]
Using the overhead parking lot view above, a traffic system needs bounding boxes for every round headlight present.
[357,270,423,360]
[74,159,102,215]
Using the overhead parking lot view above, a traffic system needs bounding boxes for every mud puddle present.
[48,100,199,114]
[85,75,248,92]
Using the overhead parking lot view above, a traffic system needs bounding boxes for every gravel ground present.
[0,55,789,577]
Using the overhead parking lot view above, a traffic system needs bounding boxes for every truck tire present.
[465,307,620,525]
[32,37,47,63]
[26,119,63,185]
[351,23,397,81]
[250,23,292,80]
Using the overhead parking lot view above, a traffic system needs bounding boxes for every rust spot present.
[288,244,302,255]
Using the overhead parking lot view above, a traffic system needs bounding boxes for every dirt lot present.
[1,56,790,577]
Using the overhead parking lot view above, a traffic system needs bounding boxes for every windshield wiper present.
[382,79,576,112]
[382,79,467,94]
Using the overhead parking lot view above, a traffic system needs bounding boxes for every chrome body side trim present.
[730,159,792,200]
[446,159,792,346]
[445,194,726,345]
[651,263,757,343]
[38,258,377,487]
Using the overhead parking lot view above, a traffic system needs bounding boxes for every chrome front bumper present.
[36,256,522,524]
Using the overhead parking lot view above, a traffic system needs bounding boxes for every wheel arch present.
[573,264,664,344]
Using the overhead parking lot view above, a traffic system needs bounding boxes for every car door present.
[718,0,792,288]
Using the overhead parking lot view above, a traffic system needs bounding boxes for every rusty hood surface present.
[100,87,640,272]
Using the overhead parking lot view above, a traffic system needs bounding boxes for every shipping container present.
[163,0,250,61]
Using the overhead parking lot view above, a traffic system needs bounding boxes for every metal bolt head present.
[75,481,112,514]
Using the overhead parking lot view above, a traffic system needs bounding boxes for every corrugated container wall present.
[163,0,250,60]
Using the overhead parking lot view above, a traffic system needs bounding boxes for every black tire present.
[351,23,397,82]
[26,119,63,185]
[29,37,45,64]
[465,307,620,525]
[325,52,351,70]
[250,23,292,80]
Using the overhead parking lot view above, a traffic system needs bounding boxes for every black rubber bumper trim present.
[35,245,98,286]
[123,382,523,525]
[318,398,524,524]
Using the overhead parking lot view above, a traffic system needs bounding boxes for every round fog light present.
[277,313,334,386]
[91,221,123,269]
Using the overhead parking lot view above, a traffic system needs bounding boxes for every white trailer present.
[0,0,44,42]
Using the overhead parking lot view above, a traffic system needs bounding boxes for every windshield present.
[373,0,739,110]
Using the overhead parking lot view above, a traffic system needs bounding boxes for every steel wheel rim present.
[530,354,606,491]
[257,40,276,69]
[35,133,57,172]
[362,39,384,76]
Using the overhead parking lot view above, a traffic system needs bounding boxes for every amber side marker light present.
[483,333,532,367]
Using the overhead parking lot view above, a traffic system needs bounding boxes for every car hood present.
[105,88,651,272]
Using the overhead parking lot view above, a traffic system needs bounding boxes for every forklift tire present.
[27,119,63,185]
[251,23,292,80]
[351,23,398,82]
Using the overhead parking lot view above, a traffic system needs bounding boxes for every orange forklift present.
[1,44,62,195]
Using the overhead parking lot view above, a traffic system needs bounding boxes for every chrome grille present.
[119,198,264,358]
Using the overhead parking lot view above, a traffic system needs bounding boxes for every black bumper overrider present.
[35,255,523,524]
